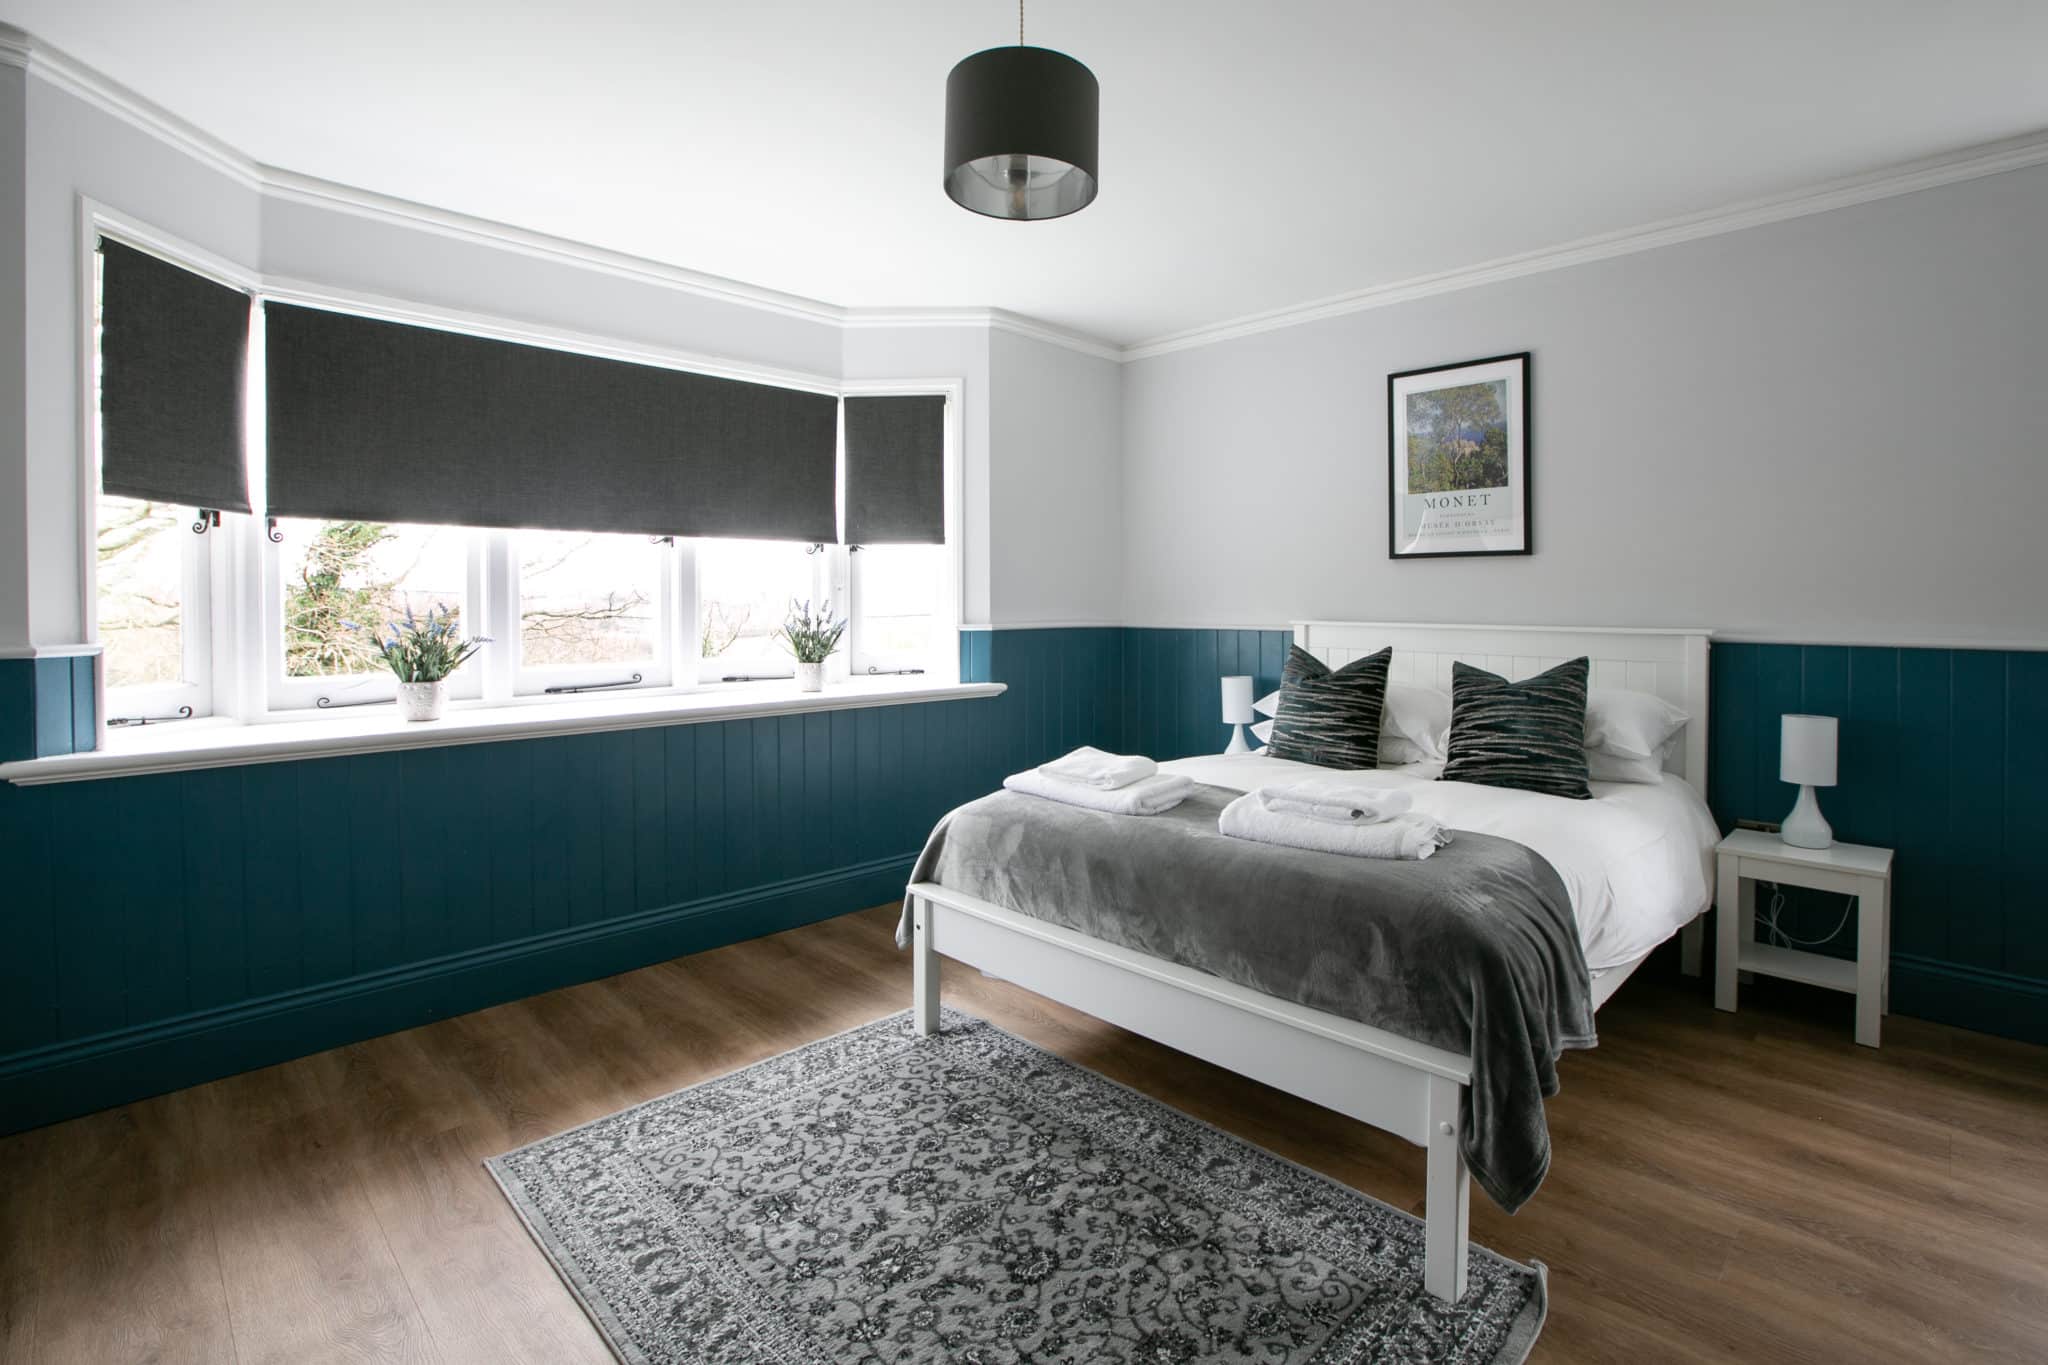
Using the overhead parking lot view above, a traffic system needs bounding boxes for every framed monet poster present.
[1387,351,1530,559]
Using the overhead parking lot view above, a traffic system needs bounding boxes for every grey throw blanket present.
[897,783,1595,1213]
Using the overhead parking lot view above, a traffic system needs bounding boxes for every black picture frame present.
[1387,351,1532,560]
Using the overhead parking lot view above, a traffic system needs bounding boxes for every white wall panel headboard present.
[1292,621,1713,794]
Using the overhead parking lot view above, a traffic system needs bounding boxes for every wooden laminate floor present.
[3,903,2044,1364]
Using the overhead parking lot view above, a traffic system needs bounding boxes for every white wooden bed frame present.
[907,621,1712,1302]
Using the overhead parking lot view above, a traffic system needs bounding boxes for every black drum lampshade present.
[943,45,1099,221]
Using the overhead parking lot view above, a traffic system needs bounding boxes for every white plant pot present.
[796,661,825,693]
[398,680,447,722]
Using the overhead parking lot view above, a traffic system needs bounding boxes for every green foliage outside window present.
[284,520,398,676]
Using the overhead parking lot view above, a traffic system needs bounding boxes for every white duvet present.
[1162,753,1719,973]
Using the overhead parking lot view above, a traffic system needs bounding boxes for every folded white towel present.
[1035,746,1159,790]
[1004,769,1193,815]
[1256,782,1414,825]
[1219,792,1449,860]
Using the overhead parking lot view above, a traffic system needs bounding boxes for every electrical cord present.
[1756,881,1856,948]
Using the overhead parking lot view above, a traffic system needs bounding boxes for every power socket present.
[1734,817,1782,834]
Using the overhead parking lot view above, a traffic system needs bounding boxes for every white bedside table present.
[1714,829,1894,1047]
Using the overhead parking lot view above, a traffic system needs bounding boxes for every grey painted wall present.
[0,69,27,649]
[989,328,1124,625]
[1121,163,2048,644]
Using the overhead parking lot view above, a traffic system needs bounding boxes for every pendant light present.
[943,1,1099,220]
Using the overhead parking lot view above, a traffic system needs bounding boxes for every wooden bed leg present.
[912,897,940,1037]
[1679,915,1704,977]
[1423,1074,1470,1302]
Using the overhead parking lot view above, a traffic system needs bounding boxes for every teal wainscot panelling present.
[0,653,99,762]
[1,631,1136,1134]
[1709,642,2048,1045]
[13,627,2040,1133]
[1119,627,1292,761]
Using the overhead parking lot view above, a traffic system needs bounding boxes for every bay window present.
[87,223,958,741]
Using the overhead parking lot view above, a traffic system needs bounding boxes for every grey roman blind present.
[97,238,252,513]
[843,394,945,544]
[264,303,839,541]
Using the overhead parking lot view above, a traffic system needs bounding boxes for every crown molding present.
[13,22,2047,369]
[1121,128,2048,361]
[259,169,850,329]
[0,22,262,190]
[840,307,1124,362]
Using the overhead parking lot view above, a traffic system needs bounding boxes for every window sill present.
[1,677,1006,786]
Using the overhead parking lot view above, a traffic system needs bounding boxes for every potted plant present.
[376,605,487,721]
[773,598,846,693]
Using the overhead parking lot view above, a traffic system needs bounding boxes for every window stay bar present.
[543,673,646,695]
[107,705,195,728]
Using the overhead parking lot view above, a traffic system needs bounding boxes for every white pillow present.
[1582,689,1689,784]
[1587,746,1668,784]
[1585,689,1689,759]
[1251,718,1275,744]
[1254,689,1282,718]
[1381,682,1452,763]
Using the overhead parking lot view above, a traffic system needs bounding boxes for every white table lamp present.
[1221,675,1255,754]
[1779,714,1838,849]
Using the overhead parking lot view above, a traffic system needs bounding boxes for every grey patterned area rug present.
[488,1009,1546,1364]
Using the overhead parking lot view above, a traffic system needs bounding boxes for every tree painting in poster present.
[1406,380,1508,494]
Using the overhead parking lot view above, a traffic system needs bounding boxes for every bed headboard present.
[1291,621,1713,795]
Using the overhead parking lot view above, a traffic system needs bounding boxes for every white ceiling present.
[12,1,2048,347]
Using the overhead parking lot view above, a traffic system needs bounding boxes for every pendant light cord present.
[1019,0,1024,44]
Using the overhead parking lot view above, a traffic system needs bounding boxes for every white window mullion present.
[480,529,516,705]
[214,513,263,721]
[673,539,700,692]
[826,543,852,683]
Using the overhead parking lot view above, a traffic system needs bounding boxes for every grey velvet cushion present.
[1443,657,1593,799]
[1264,645,1392,769]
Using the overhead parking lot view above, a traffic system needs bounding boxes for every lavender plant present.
[376,605,488,683]
[772,599,847,665]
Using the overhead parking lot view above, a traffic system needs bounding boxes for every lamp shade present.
[1780,714,1838,787]
[1221,675,1255,725]
[944,46,1099,220]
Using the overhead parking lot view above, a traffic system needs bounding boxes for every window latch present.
[190,509,221,535]
[316,695,394,709]
[544,673,646,695]
[266,517,285,544]
[107,705,195,728]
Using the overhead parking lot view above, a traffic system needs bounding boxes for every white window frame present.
[80,206,260,728]
[505,529,677,698]
[80,202,964,741]
[847,543,952,680]
[689,538,837,685]
[260,518,488,714]
[840,379,964,685]
[94,500,219,724]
